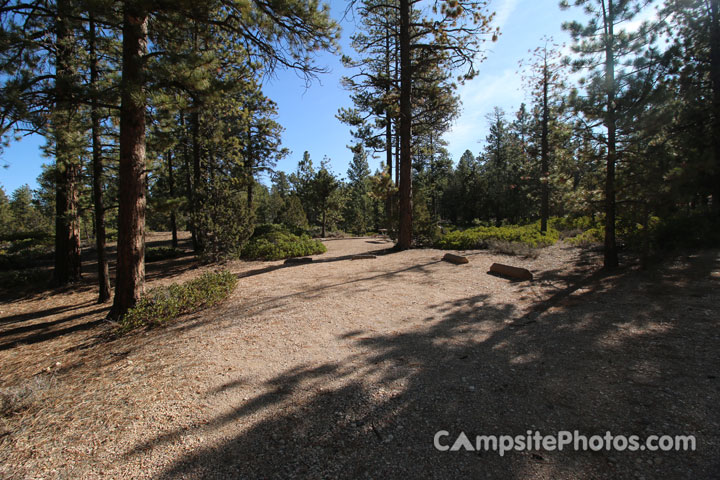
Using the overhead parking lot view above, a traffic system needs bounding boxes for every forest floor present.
[0,234,719,479]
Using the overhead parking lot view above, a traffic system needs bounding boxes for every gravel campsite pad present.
[1,237,719,479]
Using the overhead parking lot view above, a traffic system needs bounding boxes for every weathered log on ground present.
[352,254,377,260]
[489,263,533,281]
[284,257,313,265]
[442,253,469,264]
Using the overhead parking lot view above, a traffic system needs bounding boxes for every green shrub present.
[0,230,52,243]
[486,239,540,258]
[566,227,604,246]
[549,216,600,233]
[651,213,720,250]
[119,270,238,332]
[145,246,182,262]
[0,268,48,290]
[253,223,307,238]
[436,223,559,250]
[241,224,326,260]
[0,243,53,270]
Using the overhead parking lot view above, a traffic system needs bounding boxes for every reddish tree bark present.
[110,2,148,319]
[167,150,178,249]
[397,0,413,250]
[89,14,111,302]
[540,53,550,234]
[52,0,81,286]
[602,0,619,269]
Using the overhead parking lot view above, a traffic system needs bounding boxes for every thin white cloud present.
[491,0,519,32]
[444,68,525,159]
[621,1,661,33]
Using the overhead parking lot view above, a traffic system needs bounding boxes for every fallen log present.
[489,262,533,281]
[352,254,377,260]
[442,253,469,265]
[284,257,313,265]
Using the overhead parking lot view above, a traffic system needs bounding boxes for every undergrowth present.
[436,222,559,251]
[145,246,182,262]
[241,224,326,260]
[119,271,238,332]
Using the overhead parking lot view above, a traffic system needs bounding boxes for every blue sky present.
[0,0,658,194]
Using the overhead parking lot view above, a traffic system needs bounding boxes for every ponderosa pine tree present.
[345,0,495,248]
[0,0,89,286]
[242,88,288,213]
[521,38,567,232]
[661,0,720,213]
[561,0,658,268]
[338,0,399,176]
[109,0,339,318]
[86,7,117,302]
[345,144,372,234]
[395,0,496,248]
[311,160,340,237]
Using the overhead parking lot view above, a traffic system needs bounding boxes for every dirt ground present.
[0,235,719,479]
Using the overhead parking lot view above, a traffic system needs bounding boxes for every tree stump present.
[442,253,469,264]
[489,263,533,281]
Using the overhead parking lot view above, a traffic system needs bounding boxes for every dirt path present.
[1,238,719,479]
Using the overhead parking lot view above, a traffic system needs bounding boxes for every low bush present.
[549,216,599,233]
[436,223,559,250]
[487,239,540,258]
[0,236,53,271]
[0,267,49,289]
[241,224,326,260]
[0,247,53,270]
[651,213,720,250]
[0,230,52,243]
[119,270,238,332]
[145,246,182,262]
[566,227,604,247]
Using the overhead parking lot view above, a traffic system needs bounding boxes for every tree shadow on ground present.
[236,245,400,280]
[0,306,110,351]
[0,301,94,326]
[137,250,720,479]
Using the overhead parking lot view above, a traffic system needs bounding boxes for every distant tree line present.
[0,0,338,316]
[1,0,719,317]
[337,0,720,266]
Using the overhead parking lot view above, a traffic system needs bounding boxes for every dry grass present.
[0,375,54,417]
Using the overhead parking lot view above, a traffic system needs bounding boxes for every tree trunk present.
[540,54,550,234]
[110,3,148,319]
[397,0,412,250]
[710,0,720,214]
[167,150,178,249]
[52,0,81,286]
[385,40,393,230]
[385,31,393,181]
[54,165,82,285]
[247,181,254,214]
[247,113,254,213]
[191,107,204,251]
[321,207,327,237]
[89,15,111,302]
[603,0,619,269]
[394,30,400,187]
[180,111,197,250]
